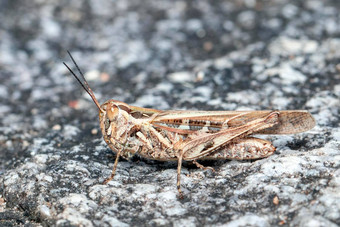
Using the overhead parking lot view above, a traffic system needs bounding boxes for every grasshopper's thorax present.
[98,99,179,161]
[99,100,139,159]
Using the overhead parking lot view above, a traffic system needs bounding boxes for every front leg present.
[103,128,134,184]
[103,138,126,184]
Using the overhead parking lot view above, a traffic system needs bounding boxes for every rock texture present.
[1,0,339,226]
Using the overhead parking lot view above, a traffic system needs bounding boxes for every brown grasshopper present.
[63,51,315,198]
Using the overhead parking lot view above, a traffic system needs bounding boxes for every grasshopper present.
[63,51,315,198]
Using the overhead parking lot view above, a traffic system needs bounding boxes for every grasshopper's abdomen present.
[202,137,275,160]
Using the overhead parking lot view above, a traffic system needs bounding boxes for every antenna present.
[63,51,104,113]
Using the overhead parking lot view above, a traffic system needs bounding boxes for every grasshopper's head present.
[100,100,131,121]
[99,99,132,124]
[97,100,132,137]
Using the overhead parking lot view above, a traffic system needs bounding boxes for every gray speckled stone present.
[1,0,339,226]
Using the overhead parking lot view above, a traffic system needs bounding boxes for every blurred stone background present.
[0,0,339,226]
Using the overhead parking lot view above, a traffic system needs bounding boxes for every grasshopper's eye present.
[107,103,119,121]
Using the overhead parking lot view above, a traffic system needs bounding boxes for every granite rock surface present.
[0,0,339,226]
